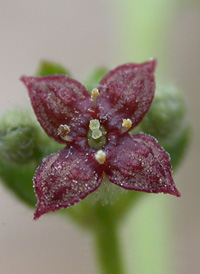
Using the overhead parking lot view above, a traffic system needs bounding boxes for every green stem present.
[114,0,177,73]
[94,206,125,274]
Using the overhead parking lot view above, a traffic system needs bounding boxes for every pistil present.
[91,88,99,109]
[88,119,107,149]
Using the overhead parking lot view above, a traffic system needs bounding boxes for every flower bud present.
[140,84,186,139]
[0,110,62,207]
[0,126,37,164]
[0,159,37,207]
[0,110,40,164]
[140,84,190,169]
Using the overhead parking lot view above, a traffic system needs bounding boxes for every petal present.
[97,60,156,132]
[105,133,180,197]
[21,75,92,143]
[33,145,103,219]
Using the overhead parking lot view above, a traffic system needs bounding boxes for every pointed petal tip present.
[33,214,40,221]
[20,75,33,87]
[162,184,181,198]
[172,187,181,198]
[144,58,157,73]
[33,205,43,221]
[20,75,26,83]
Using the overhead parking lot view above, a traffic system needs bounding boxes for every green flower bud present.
[0,112,38,207]
[140,84,186,139]
[0,110,63,207]
[140,84,190,169]
[164,125,190,169]
[0,159,37,207]
[0,110,40,164]
[0,61,70,209]
[36,60,71,77]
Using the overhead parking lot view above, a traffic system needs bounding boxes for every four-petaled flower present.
[21,60,180,220]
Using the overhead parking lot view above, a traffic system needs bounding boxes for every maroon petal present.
[33,146,103,219]
[21,75,92,143]
[97,60,156,132]
[105,133,180,197]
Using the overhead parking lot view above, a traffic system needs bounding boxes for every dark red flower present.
[21,60,180,220]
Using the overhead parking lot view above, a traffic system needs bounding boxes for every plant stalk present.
[94,206,125,274]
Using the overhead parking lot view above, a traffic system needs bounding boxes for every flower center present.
[87,119,107,149]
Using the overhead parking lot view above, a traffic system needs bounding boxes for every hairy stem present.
[94,205,125,274]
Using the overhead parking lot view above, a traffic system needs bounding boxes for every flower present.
[21,60,180,220]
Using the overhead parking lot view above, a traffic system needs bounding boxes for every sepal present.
[36,60,71,77]
[85,67,108,92]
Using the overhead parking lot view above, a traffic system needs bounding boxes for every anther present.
[58,124,71,141]
[95,150,106,164]
[91,88,99,100]
[122,118,132,131]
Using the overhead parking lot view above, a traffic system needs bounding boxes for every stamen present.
[91,88,99,100]
[92,129,102,139]
[95,150,106,164]
[58,124,71,141]
[89,119,100,131]
[122,118,132,131]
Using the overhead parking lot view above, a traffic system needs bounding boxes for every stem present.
[94,206,125,274]
[113,0,177,73]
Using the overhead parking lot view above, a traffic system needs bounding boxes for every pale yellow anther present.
[92,129,102,139]
[89,119,100,131]
[122,118,132,130]
[95,150,106,164]
[58,124,71,141]
[91,88,99,100]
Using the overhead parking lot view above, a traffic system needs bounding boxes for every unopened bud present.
[140,84,190,169]
[0,111,40,164]
[140,84,186,139]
